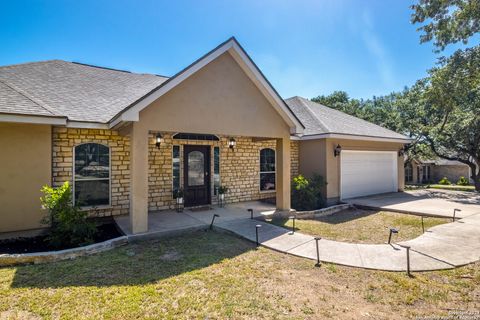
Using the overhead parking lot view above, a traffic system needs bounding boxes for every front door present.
[184,145,211,207]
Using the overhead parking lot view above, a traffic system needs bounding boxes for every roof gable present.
[112,37,304,134]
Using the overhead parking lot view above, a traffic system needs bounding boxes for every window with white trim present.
[74,143,110,207]
[260,148,275,191]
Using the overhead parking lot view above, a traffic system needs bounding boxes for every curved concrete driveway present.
[346,189,480,219]
[212,203,480,272]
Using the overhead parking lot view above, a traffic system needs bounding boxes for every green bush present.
[291,174,326,211]
[438,177,452,185]
[40,181,97,249]
[457,176,470,186]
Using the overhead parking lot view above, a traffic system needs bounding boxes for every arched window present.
[74,143,110,207]
[260,148,275,191]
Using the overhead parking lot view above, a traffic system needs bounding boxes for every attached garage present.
[287,96,411,205]
[340,151,398,200]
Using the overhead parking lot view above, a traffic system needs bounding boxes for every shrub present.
[291,174,326,211]
[173,187,184,199]
[438,177,452,185]
[457,176,470,186]
[40,181,97,249]
[217,186,229,194]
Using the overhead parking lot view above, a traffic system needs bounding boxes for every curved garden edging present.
[275,203,352,219]
[0,235,128,267]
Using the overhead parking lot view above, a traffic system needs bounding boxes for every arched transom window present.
[260,148,276,191]
[74,143,110,207]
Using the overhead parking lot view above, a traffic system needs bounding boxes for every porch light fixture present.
[398,147,405,157]
[228,137,236,149]
[155,133,164,149]
[334,144,342,157]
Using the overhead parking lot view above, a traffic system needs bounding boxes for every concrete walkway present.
[115,201,480,272]
[346,189,480,218]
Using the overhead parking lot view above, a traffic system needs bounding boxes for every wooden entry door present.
[184,145,211,207]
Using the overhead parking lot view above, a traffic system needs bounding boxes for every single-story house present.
[406,159,474,185]
[0,37,410,238]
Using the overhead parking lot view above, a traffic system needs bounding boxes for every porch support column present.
[276,136,291,211]
[129,122,149,234]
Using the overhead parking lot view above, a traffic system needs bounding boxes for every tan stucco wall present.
[137,52,291,138]
[0,123,51,233]
[299,138,405,204]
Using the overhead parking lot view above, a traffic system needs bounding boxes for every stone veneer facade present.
[52,127,299,216]
[52,127,130,217]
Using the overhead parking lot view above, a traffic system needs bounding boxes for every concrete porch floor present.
[114,201,276,238]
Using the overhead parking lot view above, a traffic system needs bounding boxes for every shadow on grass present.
[271,209,378,228]
[10,230,254,288]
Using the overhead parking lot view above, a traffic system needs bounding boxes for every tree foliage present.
[421,46,480,189]
[411,0,480,51]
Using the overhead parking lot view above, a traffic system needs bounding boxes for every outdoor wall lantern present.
[334,144,342,157]
[228,137,236,149]
[155,133,164,149]
[398,147,405,157]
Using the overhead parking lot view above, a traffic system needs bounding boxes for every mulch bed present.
[0,223,123,254]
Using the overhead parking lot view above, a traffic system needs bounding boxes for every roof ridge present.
[296,96,331,133]
[0,78,58,116]
[71,61,170,78]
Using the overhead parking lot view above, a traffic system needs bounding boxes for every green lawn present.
[0,231,478,319]
[427,184,476,192]
[269,209,449,244]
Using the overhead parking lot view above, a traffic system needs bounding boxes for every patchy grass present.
[0,231,478,319]
[269,209,449,244]
[427,184,476,192]
[406,184,476,192]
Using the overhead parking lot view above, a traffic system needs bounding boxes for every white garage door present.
[340,151,398,200]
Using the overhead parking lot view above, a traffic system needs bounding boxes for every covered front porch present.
[113,40,304,234]
[126,128,293,234]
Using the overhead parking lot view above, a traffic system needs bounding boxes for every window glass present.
[173,133,219,141]
[260,148,275,191]
[405,164,413,182]
[74,143,109,179]
[188,151,205,186]
[74,143,110,207]
[172,145,180,196]
[214,147,220,195]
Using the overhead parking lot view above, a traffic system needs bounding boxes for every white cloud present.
[360,9,395,88]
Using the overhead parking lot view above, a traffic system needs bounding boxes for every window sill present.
[259,190,276,194]
[78,205,112,212]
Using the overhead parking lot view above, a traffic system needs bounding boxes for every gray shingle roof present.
[0,60,168,122]
[285,96,408,140]
[0,81,55,117]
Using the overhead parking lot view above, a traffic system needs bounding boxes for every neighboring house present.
[0,37,410,238]
[406,159,473,185]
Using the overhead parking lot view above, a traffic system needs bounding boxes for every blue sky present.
[0,0,466,99]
